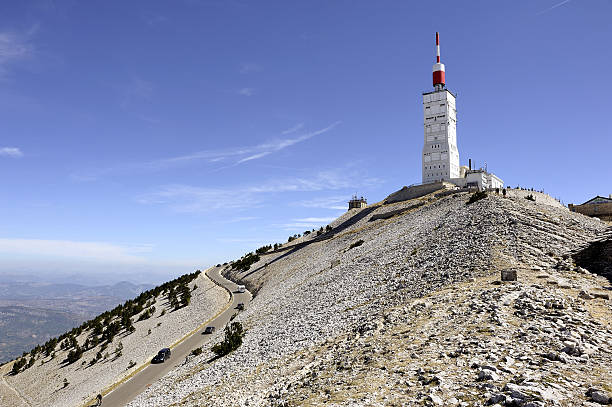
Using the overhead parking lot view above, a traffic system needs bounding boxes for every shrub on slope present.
[211,322,244,357]
[467,190,487,205]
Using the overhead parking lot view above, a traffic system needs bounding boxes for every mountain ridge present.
[125,190,611,406]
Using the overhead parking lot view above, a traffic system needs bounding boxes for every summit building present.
[422,32,459,183]
[421,33,503,190]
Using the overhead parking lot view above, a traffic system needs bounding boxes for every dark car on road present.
[203,326,216,334]
[152,348,171,363]
[236,303,245,310]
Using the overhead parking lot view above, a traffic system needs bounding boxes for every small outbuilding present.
[348,195,367,210]
[568,195,612,221]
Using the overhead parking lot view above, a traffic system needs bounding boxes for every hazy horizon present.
[0,259,196,286]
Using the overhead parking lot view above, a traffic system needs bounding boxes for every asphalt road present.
[98,267,250,407]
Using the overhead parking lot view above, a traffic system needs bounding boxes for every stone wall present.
[573,228,612,283]
[384,182,452,204]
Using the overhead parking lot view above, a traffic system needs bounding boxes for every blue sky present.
[1,1,610,284]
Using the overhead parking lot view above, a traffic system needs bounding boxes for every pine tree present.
[11,358,26,375]
[211,322,244,357]
[92,320,103,336]
[122,313,134,333]
[66,346,83,364]
[179,283,191,308]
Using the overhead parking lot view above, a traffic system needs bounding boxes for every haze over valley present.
[0,278,152,363]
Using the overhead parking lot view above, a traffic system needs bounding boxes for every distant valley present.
[0,280,153,363]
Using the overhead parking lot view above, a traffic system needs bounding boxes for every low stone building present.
[348,195,367,210]
[568,195,612,221]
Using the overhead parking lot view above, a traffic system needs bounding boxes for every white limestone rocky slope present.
[128,191,611,406]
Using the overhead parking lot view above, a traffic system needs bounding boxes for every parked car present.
[236,285,246,293]
[152,348,171,363]
[237,303,245,310]
[203,326,216,334]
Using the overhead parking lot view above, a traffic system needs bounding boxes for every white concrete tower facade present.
[422,33,460,183]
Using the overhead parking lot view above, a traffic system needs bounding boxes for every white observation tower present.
[422,32,460,184]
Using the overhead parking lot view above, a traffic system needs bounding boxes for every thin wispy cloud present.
[143,13,168,26]
[246,167,367,194]
[535,0,571,15]
[138,185,259,212]
[138,167,379,213]
[279,216,341,231]
[119,77,154,110]
[239,63,262,74]
[293,195,348,210]
[228,121,338,167]
[293,217,337,223]
[0,30,34,78]
[0,147,23,157]
[238,87,255,96]
[281,223,324,230]
[137,114,161,124]
[216,237,265,244]
[0,238,152,263]
[222,216,260,223]
[281,123,304,135]
[74,122,341,181]
[237,151,271,164]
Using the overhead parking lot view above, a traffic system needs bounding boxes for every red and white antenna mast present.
[432,32,445,90]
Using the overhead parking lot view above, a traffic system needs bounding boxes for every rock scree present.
[89,192,611,407]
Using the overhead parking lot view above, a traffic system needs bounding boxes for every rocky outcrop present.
[262,270,612,406]
[573,228,612,284]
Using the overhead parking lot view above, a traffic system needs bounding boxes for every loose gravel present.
[128,192,610,406]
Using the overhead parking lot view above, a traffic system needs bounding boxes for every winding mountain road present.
[97,267,250,407]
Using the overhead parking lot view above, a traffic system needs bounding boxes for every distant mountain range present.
[0,280,154,363]
[0,280,154,302]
